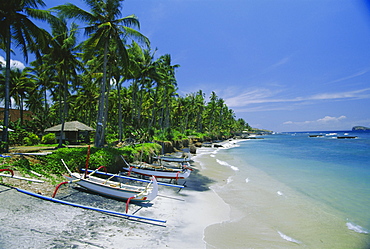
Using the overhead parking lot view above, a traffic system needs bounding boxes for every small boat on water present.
[64,172,158,203]
[336,136,358,139]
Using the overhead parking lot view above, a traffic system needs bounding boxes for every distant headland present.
[352,126,370,131]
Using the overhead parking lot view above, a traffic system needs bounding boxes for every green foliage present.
[153,128,186,142]
[105,133,118,145]
[12,157,31,170]
[9,128,39,146]
[0,2,253,148]
[22,144,162,176]
[172,130,187,140]
[0,157,12,170]
[41,133,57,144]
[130,143,161,162]
[23,133,40,146]
[185,130,207,139]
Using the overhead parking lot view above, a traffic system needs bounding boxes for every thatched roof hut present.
[45,121,94,144]
[45,121,94,132]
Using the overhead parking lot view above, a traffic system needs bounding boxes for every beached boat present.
[122,163,191,180]
[64,172,158,202]
[121,156,192,180]
[153,155,191,163]
[122,162,191,180]
[58,146,157,203]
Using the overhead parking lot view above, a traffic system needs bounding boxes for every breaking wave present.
[216,159,239,171]
[346,222,369,234]
[277,231,301,244]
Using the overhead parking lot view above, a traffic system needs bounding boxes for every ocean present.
[196,131,370,248]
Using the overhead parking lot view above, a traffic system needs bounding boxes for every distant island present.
[352,126,370,131]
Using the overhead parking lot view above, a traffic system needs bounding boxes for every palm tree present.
[53,0,149,148]
[27,59,57,130]
[46,20,83,147]
[154,54,179,130]
[0,67,36,125]
[0,0,51,152]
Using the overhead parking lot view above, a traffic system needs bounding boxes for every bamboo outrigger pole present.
[16,188,166,224]
[81,169,185,189]
[0,169,44,183]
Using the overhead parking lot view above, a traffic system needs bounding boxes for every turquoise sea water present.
[203,130,370,248]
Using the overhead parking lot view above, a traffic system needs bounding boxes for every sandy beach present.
[0,144,232,249]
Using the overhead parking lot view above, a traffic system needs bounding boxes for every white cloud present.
[326,68,370,85]
[317,115,347,123]
[310,88,370,100]
[0,56,25,70]
[224,87,370,110]
[283,115,347,126]
[269,57,290,69]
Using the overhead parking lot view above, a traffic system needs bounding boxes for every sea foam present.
[216,159,239,171]
[277,231,301,244]
[346,222,369,234]
[226,176,233,184]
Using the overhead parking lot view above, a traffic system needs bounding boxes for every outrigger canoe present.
[153,155,191,163]
[122,162,191,180]
[64,173,158,203]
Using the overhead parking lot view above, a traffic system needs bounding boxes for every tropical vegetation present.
[0,0,251,153]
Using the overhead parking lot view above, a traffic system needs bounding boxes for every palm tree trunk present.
[20,96,24,126]
[102,71,111,143]
[2,28,11,153]
[58,74,67,148]
[94,42,109,148]
[117,79,123,142]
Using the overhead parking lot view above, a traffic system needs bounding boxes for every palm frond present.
[114,15,140,29]
[51,4,95,24]
[121,26,150,48]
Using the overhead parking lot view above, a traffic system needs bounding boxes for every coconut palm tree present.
[0,0,52,152]
[0,67,36,125]
[53,0,149,148]
[46,20,83,147]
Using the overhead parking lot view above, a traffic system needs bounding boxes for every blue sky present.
[2,0,370,132]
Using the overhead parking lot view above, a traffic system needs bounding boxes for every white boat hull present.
[122,165,191,179]
[65,173,158,202]
[153,156,191,163]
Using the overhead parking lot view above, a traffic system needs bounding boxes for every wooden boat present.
[122,163,191,179]
[121,155,192,180]
[64,172,158,203]
[81,169,185,189]
[337,136,358,139]
[122,162,191,180]
[153,155,191,163]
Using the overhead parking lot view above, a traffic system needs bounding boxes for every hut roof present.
[44,121,95,132]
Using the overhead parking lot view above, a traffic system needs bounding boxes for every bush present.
[23,133,39,146]
[41,133,57,144]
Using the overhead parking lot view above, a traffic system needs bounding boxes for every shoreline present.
[198,137,370,248]
[0,140,239,248]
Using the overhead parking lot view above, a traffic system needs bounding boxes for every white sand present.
[0,145,231,249]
